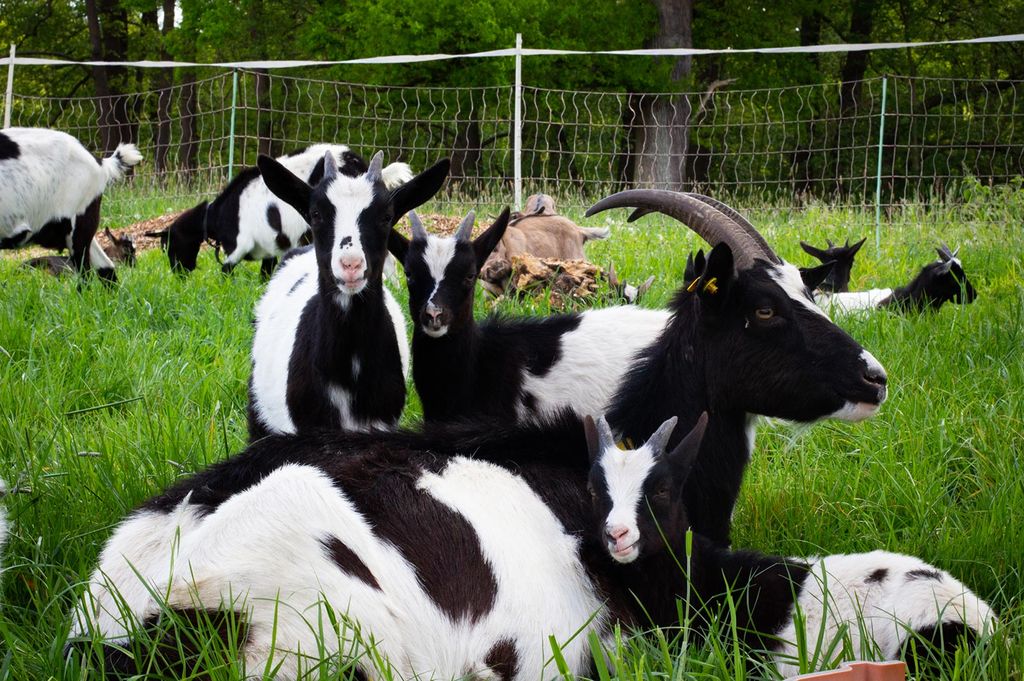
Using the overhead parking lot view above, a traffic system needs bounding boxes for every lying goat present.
[478,193,610,294]
[247,152,448,439]
[68,414,993,679]
[152,144,412,275]
[823,244,977,313]
[800,237,867,292]
[391,190,886,545]
[22,228,137,277]
[1,127,142,282]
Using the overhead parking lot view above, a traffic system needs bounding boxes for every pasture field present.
[0,188,1021,679]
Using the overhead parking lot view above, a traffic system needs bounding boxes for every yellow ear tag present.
[686,277,701,293]
[702,277,719,295]
[615,438,635,451]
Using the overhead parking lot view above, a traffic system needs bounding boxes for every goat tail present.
[101,144,144,184]
[579,226,611,242]
[382,162,414,190]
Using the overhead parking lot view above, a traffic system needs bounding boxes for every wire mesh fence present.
[5,66,1024,226]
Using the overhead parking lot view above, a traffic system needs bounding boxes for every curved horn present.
[645,416,678,456]
[683,193,782,265]
[408,211,428,241]
[455,211,476,242]
[595,416,617,454]
[586,190,774,270]
[323,150,339,181]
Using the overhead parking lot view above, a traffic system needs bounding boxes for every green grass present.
[0,190,1022,679]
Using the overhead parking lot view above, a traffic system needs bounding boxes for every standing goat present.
[0,127,142,282]
[799,237,867,292]
[823,244,977,313]
[68,414,992,679]
[152,144,413,275]
[247,152,449,439]
[392,190,887,544]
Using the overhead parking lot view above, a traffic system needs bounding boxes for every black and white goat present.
[823,244,977,314]
[393,190,887,544]
[246,151,449,439]
[68,414,993,679]
[154,144,413,275]
[799,237,867,293]
[0,127,143,281]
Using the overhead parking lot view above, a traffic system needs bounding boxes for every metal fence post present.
[513,33,523,211]
[228,69,239,179]
[3,44,16,129]
[874,76,888,250]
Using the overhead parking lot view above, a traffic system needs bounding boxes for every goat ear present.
[693,243,735,311]
[848,237,867,256]
[665,412,709,484]
[800,241,827,261]
[258,155,312,222]
[638,275,656,296]
[800,260,835,291]
[473,207,511,270]
[390,158,451,220]
[388,229,410,265]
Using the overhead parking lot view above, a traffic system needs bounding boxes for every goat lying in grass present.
[0,127,142,282]
[478,193,612,295]
[391,191,886,545]
[822,244,977,313]
[21,229,137,277]
[67,414,994,679]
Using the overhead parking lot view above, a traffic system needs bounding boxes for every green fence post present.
[874,76,888,251]
[228,69,239,179]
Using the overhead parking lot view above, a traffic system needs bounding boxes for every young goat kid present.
[799,237,867,292]
[68,415,992,679]
[247,152,449,439]
[153,144,413,275]
[22,228,137,277]
[394,190,888,544]
[823,244,977,313]
[1,127,142,281]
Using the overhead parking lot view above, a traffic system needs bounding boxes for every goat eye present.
[310,209,321,223]
[754,307,774,320]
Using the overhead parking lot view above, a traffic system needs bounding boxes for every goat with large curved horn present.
[585,189,777,270]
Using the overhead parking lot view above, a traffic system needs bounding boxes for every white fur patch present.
[0,479,7,577]
[598,444,659,564]
[770,263,830,319]
[423,235,459,306]
[517,306,672,422]
[383,285,411,379]
[773,550,997,676]
[822,289,895,314]
[250,250,319,434]
[324,173,375,292]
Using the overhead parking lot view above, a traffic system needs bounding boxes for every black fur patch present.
[0,132,19,160]
[321,535,380,589]
[866,568,888,583]
[521,392,537,413]
[288,273,308,295]
[904,620,978,678]
[484,639,520,681]
[905,568,942,581]
[267,203,290,254]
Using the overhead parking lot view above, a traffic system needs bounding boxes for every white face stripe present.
[421,235,459,306]
[770,263,831,319]
[600,445,658,536]
[324,175,376,284]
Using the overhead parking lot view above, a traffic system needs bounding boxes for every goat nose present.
[605,525,629,542]
[863,365,887,387]
[340,255,364,272]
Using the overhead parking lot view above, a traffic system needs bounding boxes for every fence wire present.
[6,68,1024,225]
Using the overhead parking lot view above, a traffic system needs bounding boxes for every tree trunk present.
[839,0,877,115]
[628,0,693,189]
[791,9,824,198]
[85,0,134,152]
